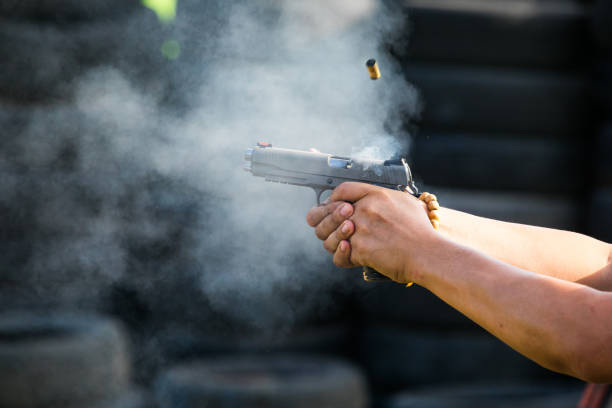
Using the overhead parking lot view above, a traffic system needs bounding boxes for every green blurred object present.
[142,0,177,23]
[161,40,180,60]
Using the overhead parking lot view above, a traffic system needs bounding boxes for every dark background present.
[1,0,611,406]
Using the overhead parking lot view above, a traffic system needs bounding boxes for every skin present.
[306,182,612,383]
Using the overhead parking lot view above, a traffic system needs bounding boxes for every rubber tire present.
[384,383,584,408]
[404,65,590,137]
[594,124,612,187]
[592,0,612,54]
[0,10,169,103]
[412,133,583,194]
[0,312,131,407]
[357,282,479,330]
[588,188,612,243]
[156,324,352,360]
[424,188,580,230]
[594,61,612,120]
[0,103,214,309]
[92,390,152,408]
[390,0,589,70]
[0,0,141,22]
[154,355,368,408]
[359,327,568,392]
[127,321,353,385]
[0,103,168,307]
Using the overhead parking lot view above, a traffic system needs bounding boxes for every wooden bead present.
[417,191,441,231]
[427,200,440,211]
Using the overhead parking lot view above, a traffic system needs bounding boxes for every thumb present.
[330,182,378,204]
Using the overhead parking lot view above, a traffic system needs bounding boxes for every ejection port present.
[328,157,352,169]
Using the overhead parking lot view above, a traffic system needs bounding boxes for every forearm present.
[438,207,612,288]
[415,236,612,382]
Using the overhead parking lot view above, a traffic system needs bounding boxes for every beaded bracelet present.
[401,192,440,287]
[418,192,440,230]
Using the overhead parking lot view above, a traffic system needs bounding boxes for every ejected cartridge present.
[366,59,381,80]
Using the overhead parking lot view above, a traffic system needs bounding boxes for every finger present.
[333,240,354,268]
[306,201,343,227]
[323,220,354,253]
[315,202,353,240]
[330,182,379,204]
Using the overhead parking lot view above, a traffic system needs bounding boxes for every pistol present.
[244,142,419,282]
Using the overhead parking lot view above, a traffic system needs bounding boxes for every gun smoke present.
[1,0,419,335]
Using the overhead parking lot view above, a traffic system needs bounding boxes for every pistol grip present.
[362,266,391,282]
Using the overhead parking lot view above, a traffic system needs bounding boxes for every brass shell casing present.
[366,59,381,80]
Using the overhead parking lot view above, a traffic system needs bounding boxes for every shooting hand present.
[327,182,438,283]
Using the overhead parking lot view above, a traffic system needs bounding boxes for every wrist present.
[399,192,444,285]
[402,229,448,286]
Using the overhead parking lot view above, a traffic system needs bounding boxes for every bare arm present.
[418,235,612,383]
[306,182,612,382]
[307,194,612,290]
[438,208,612,289]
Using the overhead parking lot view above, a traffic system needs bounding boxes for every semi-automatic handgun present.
[244,142,419,282]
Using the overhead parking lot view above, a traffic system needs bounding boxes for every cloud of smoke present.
[1,0,419,332]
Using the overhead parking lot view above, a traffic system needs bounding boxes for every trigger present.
[315,189,324,205]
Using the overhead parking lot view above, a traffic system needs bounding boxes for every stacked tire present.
[0,0,193,392]
[154,355,368,408]
[0,1,172,104]
[0,312,147,407]
[588,0,612,243]
[0,0,178,308]
[0,0,361,398]
[384,384,583,408]
[357,0,592,402]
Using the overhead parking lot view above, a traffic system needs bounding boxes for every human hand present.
[307,182,438,283]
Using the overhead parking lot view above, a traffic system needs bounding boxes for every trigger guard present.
[315,189,324,205]
[315,188,332,205]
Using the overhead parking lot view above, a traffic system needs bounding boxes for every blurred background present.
[1,0,610,406]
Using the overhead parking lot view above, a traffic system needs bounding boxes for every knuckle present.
[334,257,348,268]
[359,202,374,215]
[322,238,330,250]
[333,257,345,268]
[306,211,317,227]
[333,249,350,268]
[315,228,327,241]
[333,183,347,197]
[322,235,337,253]
[332,206,344,223]
[355,223,368,236]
